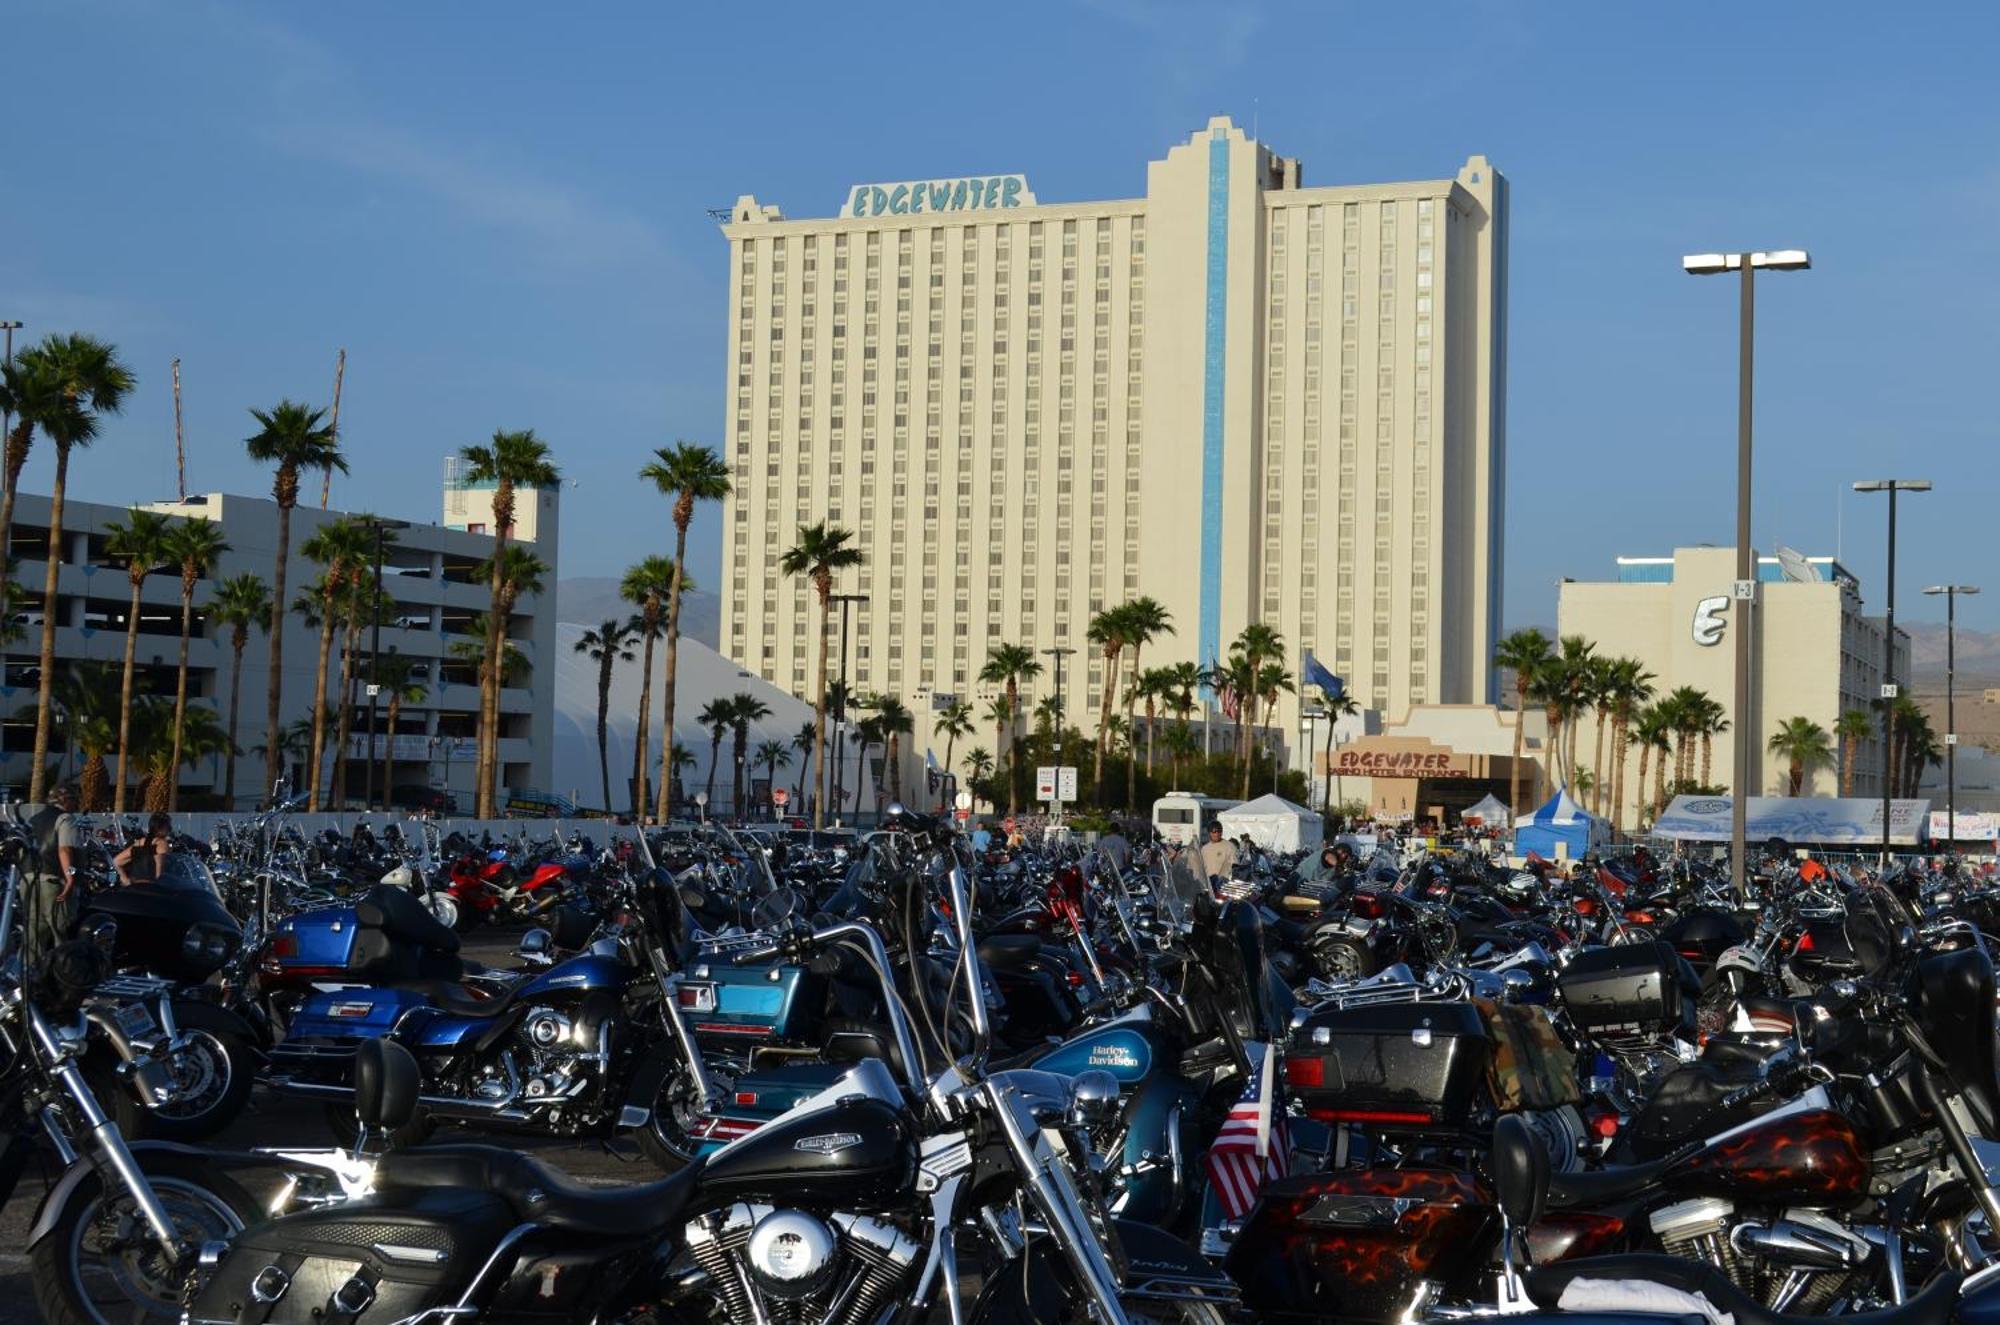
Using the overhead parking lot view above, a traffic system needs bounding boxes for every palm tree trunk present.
[656,522,692,824]
[1094,649,1116,808]
[261,489,293,808]
[631,625,656,815]
[888,734,902,804]
[382,693,401,805]
[1510,683,1528,817]
[225,635,247,807]
[595,662,613,814]
[168,585,194,812]
[1610,717,1627,833]
[732,730,747,815]
[1004,682,1020,817]
[114,576,144,813]
[1634,746,1650,827]
[306,608,336,810]
[1591,715,1607,815]
[1700,734,1714,789]
[0,421,32,614]
[29,445,72,803]
[705,736,721,807]
[1144,699,1158,778]
[330,615,361,810]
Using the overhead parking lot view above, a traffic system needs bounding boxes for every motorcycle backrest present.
[1491,1112,1549,1227]
[353,1037,420,1133]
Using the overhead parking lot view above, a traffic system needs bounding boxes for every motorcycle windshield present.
[155,852,224,899]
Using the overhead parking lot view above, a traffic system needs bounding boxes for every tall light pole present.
[1854,479,1930,866]
[1682,250,1810,899]
[359,517,409,810]
[1924,583,1979,852]
[1041,645,1074,731]
[827,592,866,825]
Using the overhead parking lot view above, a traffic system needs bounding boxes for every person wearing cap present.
[1198,822,1238,881]
[25,784,83,960]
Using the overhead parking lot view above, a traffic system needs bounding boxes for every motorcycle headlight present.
[1067,1069,1121,1128]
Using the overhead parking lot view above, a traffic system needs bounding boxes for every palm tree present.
[203,573,269,807]
[245,399,343,806]
[823,678,856,812]
[1249,659,1295,799]
[1584,656,1617,816]
[778,521,865,830]
[478,545,547,808]
[1835,708,1873,797]
[853,713,886,812]
[1495,628,1554,814]
[728,693,773,816]
[872,694,914,806]
[162,517,229,812]
[131,696,230,814]
[1767,717,1833,797]
[1129,667,1169,786]
[1599,657,1654,833]
[52,664,120,810]
[458,429,559,818]
[1086,605,1135,805]
[28,335,135,801]
[933,699,974,809]
[1696,695,1728,789]
[1227,622,1287,770]
[0,342,70,612]
[1118,598,1175,809]
[981,694,1015,812]
[299,517,372,810]
[979,643,1042,816]
[102,509,171,812]
[964,747,995,806]
[640,443,732,823]
[1211,652,1259,785]
[790,719,816,813]
[328,574,389,809]
[698,698,732,810]
[755,739,790,815]
[1162,722,1201,788]
[574,618,636,813]
[620,555,678,816]
[372,650,426,808]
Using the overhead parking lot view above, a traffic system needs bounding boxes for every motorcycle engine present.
[499,1006,603,1110]
[1651,1197,1869,1309]
[685,1203,920,1325]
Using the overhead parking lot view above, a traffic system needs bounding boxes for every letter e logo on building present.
[1691,595,1729,647]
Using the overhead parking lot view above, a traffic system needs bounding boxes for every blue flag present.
[1305,652,1344,699]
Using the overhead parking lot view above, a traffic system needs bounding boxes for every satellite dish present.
[1774,546,1820,583]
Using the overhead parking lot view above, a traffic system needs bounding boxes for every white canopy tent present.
[1462,793,1512,829]
[1216,794,1324,854]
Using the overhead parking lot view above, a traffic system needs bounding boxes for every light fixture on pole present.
[1853,479,1930,865]
[1682,248,1811,901]
[1924,583,1979,852]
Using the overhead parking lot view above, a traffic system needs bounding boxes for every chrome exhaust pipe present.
[264,1076,531,1121]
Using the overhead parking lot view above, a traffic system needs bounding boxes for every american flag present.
[1219,684,1241,722]
[1205,1044,1290,1220]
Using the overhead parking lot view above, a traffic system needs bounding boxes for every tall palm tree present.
[728,693,773,816]
[1228,622,1286,766]
[872,694,914,806]
[458,429,559,818]
[778,521,864,830]
[965,747,995,806]
[299,517,372,810]
[853,713,886,813]
[1118,598,1175,808]
[979,643,1042,817]
[698,697,732,810]
[245,399,343,805]
[162,517,229,812]
[1696,695,1728,789]
[620,555,678,816]
[1835,708,1873,797]
[981,694,1014,813]
[640,443,731,823]
[574,618,635,813]
[1130,667,1170,786]
[372,650,426,808]
[755,739,790,815]
[28,335,134,801]
[933,699,974,809]
[103,509,172,813]
[53,663,119,810]
[1494,628,1554,814]
[0,343,70,612]
[1249,659,1295,799]
[668,744,697,809]
[478,546,547,808]
[1599,657,1654,833]
[203,573,269,807]
[823,678,856,813]
[790,719,816,813]
[1767,717,1833,797]
[131,695,230,814]
[1086,604,1135,805]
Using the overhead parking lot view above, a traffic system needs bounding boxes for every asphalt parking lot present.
[0,929,648,1323]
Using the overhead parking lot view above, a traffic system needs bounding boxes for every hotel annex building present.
[719,118,1507,770]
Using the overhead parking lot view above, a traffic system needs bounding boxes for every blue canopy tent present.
[1513,785,1606,859]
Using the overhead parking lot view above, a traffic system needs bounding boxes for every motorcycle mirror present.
[1068,1069,1121,1128]
[352,1037,420,1137]
[516,928,555,966]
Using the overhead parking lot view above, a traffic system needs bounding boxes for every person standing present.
[25,784,83,959]
[1198,822,1238,881]
[114,812,173,886]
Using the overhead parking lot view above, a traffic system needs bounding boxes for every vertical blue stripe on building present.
[1199,129,1229,676]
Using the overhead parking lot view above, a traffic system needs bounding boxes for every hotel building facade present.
[719,117,1507,773]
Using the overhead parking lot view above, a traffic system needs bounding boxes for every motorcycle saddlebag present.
[270,988,434,1066]
[1556,941,1695,1043]
[185,1189,511,1324]
[1284,1000,1490,1131]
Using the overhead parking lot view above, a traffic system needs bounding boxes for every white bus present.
[1151,792,1240,847]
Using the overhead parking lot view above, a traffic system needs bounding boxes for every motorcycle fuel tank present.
[1664,1106,1868,1206]
[1032,1009,1159,1084]
[701,1095,916,1206]
[515,954,630,1001]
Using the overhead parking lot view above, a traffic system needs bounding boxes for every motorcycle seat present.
[977,935,1046,968]
[1543,1156,1672,1208]
[1738,995,1812,1034]
[389,979,509,1016]
[381,1143,706,1237]
[1527,1254,1960,1325]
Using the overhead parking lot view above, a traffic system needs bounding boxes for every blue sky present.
[6,0,1998,632]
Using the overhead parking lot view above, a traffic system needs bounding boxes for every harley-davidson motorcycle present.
[185,817,1236,1325]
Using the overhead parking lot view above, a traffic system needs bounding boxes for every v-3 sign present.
[1691,595,1730,647]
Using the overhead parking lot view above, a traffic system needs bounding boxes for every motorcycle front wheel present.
[29,1148,258,1325]
[119,1023,255,1143]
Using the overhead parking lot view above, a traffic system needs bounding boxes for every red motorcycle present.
[443,847,574,930]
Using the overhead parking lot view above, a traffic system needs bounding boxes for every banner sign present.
[1931,810,2000,843]
[841,175,1033,218]
[1656,795,1933,845]
[1319,736,1486,780]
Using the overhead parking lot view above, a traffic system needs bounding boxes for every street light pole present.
[1854,479,1930,867]
[360,518,408,811]
[1683,250,1810,901]
[1924,584,1980,853]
